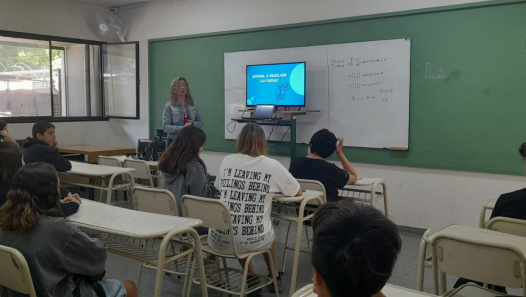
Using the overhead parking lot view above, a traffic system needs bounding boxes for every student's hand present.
[61,192,82,204]
[0,130,16,144]
[52,140,59,149]
[335,138,344,154]
[184,120,193,127]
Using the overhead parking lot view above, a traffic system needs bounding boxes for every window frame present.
[102,41,140,120]
[0,30,138,123]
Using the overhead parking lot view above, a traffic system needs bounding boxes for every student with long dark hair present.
[158,125,215,216]
[0,163,137,297]
[0,141,80,216]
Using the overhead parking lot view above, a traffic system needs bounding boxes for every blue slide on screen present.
[246,62,305,107]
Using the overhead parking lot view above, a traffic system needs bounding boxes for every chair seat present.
[442,284,508,297]
[202,244,254,259]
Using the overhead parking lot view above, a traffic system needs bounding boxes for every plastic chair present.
[132,186,178,215]
[280,179,326,273]
[97,156,131,201]
[486,216,526,237]
[97,156,123,167]
[417,198,499,292]
[181,195,280,297]
[0,245,37,297]
[130,186,204,294]
[430,226,526,296]
[124,159,155,187]
[479,199,497,227]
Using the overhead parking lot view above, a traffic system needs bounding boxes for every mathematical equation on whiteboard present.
[331,57,394,103]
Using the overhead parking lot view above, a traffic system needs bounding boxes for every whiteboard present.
[224,39,410,149]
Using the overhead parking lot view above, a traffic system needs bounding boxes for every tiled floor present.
[104,201,521,296]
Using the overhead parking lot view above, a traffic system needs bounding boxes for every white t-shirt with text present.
[209,154,300,254]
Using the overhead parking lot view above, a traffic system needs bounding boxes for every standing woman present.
[162,77,204,146]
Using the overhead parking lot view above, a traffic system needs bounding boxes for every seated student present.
[311,202,401,297]
[289,129,358,202]
[0,141,81,216]
[158,125,216,216]
[452,142,526,293]
[0,120,17,144]
[211,123,302,293]
[488,141,526,220]
[23,121,72,172]
[0,163,137,297]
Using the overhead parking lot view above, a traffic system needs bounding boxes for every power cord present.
[227,108,248,133]
[268,126,291,149]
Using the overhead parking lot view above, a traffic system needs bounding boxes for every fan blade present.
[95,12,108,26]
[107,23,122,31]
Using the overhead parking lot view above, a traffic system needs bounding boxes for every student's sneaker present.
[269,272,282,293]
[247,275,262,297]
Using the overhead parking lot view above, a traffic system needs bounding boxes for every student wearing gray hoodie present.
[158,126,215,218]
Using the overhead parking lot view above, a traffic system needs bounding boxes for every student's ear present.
[36,133,43,140]
[312,267,326,295]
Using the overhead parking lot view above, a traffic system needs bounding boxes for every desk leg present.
[290,203,304,296]
[291,117,297,160]
[382,182,389,219]
[189,228,208,297]
[155,229,208,297]
[89,153,97,164]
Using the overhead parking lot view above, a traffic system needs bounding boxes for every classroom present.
[1,0,526,296]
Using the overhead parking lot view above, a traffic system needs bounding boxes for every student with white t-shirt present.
[211,123,302,293]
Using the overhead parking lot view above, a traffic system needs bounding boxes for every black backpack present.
[137,136,166,161]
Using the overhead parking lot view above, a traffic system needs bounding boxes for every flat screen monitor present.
[246,62,305,107]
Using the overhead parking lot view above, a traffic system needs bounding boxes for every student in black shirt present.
[489,142,526,220]
[453,142,526,293]
[23,121,72,172]
[289,129,358,202]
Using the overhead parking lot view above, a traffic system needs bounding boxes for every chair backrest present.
[132,186,178,216]
[297,179,327,204]
[181,195,240,256]
[0,245,37,297]
[97,156,122,167]
[486,217,526,237]
[432,233,526,290]
[123,159,153,183]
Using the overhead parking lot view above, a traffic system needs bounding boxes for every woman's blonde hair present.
[169,77,195,106]
[236,123,268,157]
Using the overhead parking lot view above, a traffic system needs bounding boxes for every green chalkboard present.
[149,0,526,175]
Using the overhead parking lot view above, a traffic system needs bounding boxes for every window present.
[0,31,139,121]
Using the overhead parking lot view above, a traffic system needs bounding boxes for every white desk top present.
[68,199,202,238]
[427,224,526,254]
[66,161,135,177]
[273,190,323,203]
[112,155,158,168]
[291,284,433,297]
